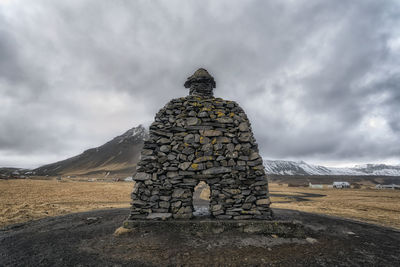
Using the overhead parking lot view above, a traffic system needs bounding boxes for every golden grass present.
[1,180,399,230]
[269,183,400,229]
[0,179,131,227]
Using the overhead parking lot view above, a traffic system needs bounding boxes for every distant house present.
[375,184,400,190]
[333,182,350,189]
[309,182,323,189]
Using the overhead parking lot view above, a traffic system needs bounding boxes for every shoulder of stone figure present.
[154,96,247,118]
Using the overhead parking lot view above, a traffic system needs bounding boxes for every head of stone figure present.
[184,68,216,97]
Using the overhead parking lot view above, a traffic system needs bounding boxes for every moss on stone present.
[191,163,199,170]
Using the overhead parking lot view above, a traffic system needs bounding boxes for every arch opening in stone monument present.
[192,181,211,217]
[128,68,272,220]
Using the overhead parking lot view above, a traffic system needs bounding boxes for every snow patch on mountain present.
[263,160,400,176]
[116,125,148,143]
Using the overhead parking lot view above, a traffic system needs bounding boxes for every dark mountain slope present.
[34,125,147,177]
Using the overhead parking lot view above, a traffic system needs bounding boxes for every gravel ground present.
[1,208,399,266]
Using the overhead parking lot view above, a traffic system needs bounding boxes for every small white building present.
[333,181,350,189]
[309,182,323,189]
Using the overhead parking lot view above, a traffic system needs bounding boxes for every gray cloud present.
[0,0,399,168]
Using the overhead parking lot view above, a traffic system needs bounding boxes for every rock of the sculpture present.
[129,68,272,220]
[184,68,216,97]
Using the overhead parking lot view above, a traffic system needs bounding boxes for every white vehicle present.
[332,181,350,189]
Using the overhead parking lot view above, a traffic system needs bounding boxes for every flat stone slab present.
[146,213,172,220]
[122,219,305,238]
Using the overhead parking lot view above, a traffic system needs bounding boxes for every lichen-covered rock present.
[128,69,272,220]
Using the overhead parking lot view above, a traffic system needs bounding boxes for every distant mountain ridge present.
[33,125,148,176]
[2,125,399,178]
[263,160,400,176]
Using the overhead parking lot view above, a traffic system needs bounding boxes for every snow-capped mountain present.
[115,125,148,144]
[264,160,333,175]
[352,164,400,176]
[263,160,400,176]
[34,125,148,176]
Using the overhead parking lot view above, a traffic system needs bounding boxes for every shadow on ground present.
[269,191,326,203]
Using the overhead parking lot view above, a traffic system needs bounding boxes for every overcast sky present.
[1,0,400,168]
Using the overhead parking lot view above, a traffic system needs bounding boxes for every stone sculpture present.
[129,68,272,220]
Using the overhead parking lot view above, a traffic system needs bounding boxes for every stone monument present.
[128,68,272,220]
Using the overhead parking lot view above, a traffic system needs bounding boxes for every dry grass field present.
[1,179,399,229]
[269,183,400,229]
[0,179,131,228]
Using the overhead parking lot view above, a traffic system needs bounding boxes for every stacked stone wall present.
[129,95,272,220]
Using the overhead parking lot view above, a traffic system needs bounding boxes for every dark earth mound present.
[1,208,399,266]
